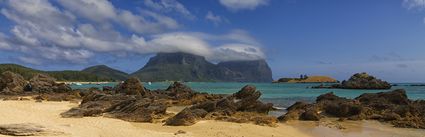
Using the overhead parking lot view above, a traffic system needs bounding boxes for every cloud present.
[219,0,269,11]
[403,0,425,9]
[0,0,265,65]
[57,0,179,33]
[205,11,226,26]
[212,44,265,61]
[144,0,195,19]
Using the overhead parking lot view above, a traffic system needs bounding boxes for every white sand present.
[0,100,311,137]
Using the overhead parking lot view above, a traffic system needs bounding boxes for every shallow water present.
[72,82,425,108]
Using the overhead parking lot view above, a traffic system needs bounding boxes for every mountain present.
[82,65,129,81]
[0,64,111,82]
[131,52,273,82]
[217,60,273,82]
[131,52,220,82]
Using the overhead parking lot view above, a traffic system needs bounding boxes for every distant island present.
[312,72,392,89]
[274,75,338,83]
[0,52,273,82]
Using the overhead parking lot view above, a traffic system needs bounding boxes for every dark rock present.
[29,74,71,93]
[165,108,208,126]
[314,72,391,89]
[0,123,63,136]
[165,85,275,126]
[105,98,167,122]
[115,77,147,96]
[279,89,425,129]
[338,72,391,89]
[102,86,113,92]
[0,71,26,94]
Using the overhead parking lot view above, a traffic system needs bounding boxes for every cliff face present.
[217,60,273,82]
[131,52,273,82]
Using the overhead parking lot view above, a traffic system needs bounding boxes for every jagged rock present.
[29,74,71,93]
[165,85,275,126]
[115,77,147,96]
[313,72,391,89]
[279,89,425,129]
[61,93,131,117]
[105,98,168,122]
[165,108,208,126]
[0,71,26,94]
[0,123,63,136]
[337,72,391,89]
[151,82,224,105]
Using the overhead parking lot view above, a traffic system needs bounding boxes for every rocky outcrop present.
[0,123,63,136]
[279,89,425,129]
[312,72,391,89]
[61,81,222,123]
[115,77,147,96]
[29,74,72,93]
[131,52,273,82]
[62,81,275,126]
[165,85,276,126]
[0,71,26,94]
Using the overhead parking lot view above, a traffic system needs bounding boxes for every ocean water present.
[71,82,425,108]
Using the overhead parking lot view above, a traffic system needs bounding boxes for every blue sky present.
[0,0,425,82]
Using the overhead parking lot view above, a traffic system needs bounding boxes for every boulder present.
[0,123,63,136]
[313,72,391,89]
[165,85,275,126]
[29,74,71,93]
[115,77,147,96]
[105,98,168,122]
[337,72,391,89]
[279,89,425,129]
[0,71,26,94]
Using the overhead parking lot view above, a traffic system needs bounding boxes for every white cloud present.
[219,0,269,11]
[213,44,265,61]
[403,0,425,9]
[144,0,195,19]
[205,11,225,26]
[0,0,266,65]
[57,0,179,34]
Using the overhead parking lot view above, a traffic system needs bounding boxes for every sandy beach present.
[0,100,310,137]
[1,100,425,137]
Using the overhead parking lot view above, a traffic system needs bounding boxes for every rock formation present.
[279,89,425,129]
[29,74,72,93]
[312,72,391,89]
[131,52,273,82]
[115,77,147,96]
[62,79,275,126]
[165,85,276,126]
[0,71,26,94]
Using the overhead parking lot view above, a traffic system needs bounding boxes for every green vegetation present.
[82,65,129,81]
[0,64,111,82]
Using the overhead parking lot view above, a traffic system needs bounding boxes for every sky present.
[0,0,425,83]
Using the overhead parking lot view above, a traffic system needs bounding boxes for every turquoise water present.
[72,82,425,108]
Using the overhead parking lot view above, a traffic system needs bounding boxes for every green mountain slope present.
[82,65,129,81]
[0,64,110,81]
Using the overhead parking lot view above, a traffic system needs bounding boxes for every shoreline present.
[1,100,424,137]
[0,100,310,137]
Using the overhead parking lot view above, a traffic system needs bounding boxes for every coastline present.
[0,100,310,137]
